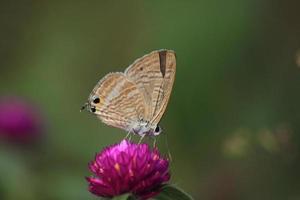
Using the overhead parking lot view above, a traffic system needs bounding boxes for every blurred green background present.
[0,1,300,199]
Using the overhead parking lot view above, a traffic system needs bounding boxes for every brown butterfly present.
[82,49,176,137]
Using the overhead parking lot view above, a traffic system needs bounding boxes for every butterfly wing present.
[88,73,146,131]
[124,49,176,125]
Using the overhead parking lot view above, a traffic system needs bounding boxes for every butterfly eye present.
[93,97,100,104]
[90,107,96,113]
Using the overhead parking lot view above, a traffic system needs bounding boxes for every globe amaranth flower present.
[86,140,170,199]
[0,96,43,144]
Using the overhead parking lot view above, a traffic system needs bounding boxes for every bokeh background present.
[1,1,300,199]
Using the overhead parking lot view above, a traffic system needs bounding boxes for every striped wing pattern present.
[125,50,176,125]
[89,73,145,130]
[87,49,176,132]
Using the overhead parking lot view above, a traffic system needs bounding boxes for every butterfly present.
[82,49,176,137]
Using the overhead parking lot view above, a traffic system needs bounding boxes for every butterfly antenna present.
[163,132,172,162]
[80,102,88,112]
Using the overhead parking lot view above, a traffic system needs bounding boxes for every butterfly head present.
[81,95,101,113]
[80,102,96,113]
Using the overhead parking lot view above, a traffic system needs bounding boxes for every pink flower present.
[86,140,170,199]
[0,97,43,144]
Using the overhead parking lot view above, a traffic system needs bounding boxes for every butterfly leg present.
[138,134,146,144]
[153,137,157,147]
[124,131,132,141]
[163,133,172,161]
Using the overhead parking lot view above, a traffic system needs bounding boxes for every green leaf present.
[111,193,137,200]
[152,185,194,200]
